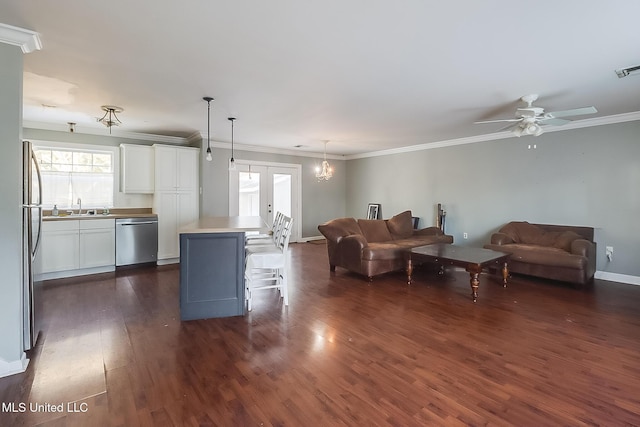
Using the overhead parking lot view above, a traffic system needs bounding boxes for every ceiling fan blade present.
[496,122,521,132]
[474,118,522,124]
[545,106,597,118]
[539,117,571,126]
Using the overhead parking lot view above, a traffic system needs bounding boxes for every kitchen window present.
[34,145,114,209]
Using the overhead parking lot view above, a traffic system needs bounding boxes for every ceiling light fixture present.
[315,140,333,181]
[98,105,123,134]
[513,120,543,137]
[228,117,236,170]
[203,96,214,162]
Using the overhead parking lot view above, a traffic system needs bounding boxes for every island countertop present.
[180,216,268,234]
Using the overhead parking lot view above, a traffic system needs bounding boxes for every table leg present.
[470,272,479,302]
[502,262,509,287]
[406,257,413,285]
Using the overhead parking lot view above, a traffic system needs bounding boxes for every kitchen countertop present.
[43,208,156,221]
[180,216,268,234]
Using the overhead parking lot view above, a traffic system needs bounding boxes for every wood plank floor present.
[2,241,640,426]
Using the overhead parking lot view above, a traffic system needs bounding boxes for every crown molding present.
[0,23,42,53]
[346,111,640,160]
[194,131,345,160]
[22,120,189,144]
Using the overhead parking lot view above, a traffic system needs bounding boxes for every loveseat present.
[318,210,453,280]
[483,221,596,285]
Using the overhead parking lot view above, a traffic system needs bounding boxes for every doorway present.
[229,160,301,242]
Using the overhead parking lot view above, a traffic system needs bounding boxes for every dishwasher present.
[115,217,158,266]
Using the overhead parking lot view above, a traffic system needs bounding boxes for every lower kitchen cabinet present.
[79,219,115,268]
[41,220,80,273]
[41,218,115,279]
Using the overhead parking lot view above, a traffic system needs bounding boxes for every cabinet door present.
[176,148,198,191]
[79,220,115,268]
[177,191,198,229]
[154,146,178,191]
[121,144,154,193]
[156,192,178,259]
[41,222,80,273]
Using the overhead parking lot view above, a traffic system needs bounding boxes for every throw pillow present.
[387,210,414,239]
[357,219,393,243]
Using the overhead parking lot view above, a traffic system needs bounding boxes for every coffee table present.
[405,244,510,302]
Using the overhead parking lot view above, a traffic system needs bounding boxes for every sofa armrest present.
[491,232,515,245]
[414,226,445,236]
[571,239,595,258]
[338,234,368,252]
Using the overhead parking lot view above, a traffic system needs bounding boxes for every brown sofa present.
[483,221,596,285]
[318,210,453,280]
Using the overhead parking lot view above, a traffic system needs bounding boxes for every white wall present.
[347,121,640,277]
[0,43,26,373]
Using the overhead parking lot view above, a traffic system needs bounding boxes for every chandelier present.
[315,140,333,181]
[98,105,123,134]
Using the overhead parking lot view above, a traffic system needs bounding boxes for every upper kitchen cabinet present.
[153,145,198,192]
[120,144,154,193]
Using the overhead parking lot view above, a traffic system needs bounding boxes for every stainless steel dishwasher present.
[115,217,158,266]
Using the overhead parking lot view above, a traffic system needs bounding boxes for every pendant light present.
[203,96,214,161]
[228,117,237,170]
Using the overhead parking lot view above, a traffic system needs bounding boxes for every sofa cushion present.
[318,217,362,242]
[357,219,393,243]
[500,221,544,244]
[553,230,583,252]
[486,244,586,269]
[387,210,414,239]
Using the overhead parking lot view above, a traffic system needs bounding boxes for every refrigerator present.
[22,140,43,351]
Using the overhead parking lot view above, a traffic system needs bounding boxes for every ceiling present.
[2,1,640,156]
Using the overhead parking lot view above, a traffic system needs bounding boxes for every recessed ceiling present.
[2,1,640,155]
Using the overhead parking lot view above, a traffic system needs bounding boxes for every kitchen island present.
[179,216,268,320]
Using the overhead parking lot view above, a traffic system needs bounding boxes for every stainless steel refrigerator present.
[23,140,43,351]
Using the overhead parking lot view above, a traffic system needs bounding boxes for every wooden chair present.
[244,215,293,311]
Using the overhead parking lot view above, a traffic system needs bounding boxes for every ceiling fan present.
[474,94,597,137]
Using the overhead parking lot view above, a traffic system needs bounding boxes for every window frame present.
[31,140,119,210]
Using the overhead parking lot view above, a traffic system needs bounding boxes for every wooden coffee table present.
[405,244,510,302]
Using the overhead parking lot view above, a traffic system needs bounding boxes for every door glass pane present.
[239,171,260,216]
[272,174,291,217]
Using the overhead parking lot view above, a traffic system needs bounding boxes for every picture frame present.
[367,203,381,220]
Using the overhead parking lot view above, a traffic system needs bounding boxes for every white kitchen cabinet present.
[120,144,154,193]
[153,145,199,261]
[153,145,198,192]
[79,219,115,268]
[41,218,116,278]
[41,220,80,273]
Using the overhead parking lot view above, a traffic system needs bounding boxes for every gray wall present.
[201,145,346,238]
[0,43,24,365]
[347,121,640,277]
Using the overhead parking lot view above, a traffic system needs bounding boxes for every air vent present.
[615,64,640,78]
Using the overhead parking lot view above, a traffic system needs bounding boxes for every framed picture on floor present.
[367,203,381,220]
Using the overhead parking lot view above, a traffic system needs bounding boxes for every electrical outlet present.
[606,246,613,261]
[463,232,468,239]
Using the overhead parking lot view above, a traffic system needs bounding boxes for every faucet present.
[77,198,82,215]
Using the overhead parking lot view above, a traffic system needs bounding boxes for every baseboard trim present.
[157,258,179,266]
[41,265,115,281]
[0,353,29,379]
[301,235,325,242]
[595,271,640,286]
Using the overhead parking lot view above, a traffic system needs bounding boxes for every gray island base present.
[179,216,268,321]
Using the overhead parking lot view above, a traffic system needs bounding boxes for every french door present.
[229,160,301,242]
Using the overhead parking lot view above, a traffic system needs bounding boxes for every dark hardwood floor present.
[2,242,640,426]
